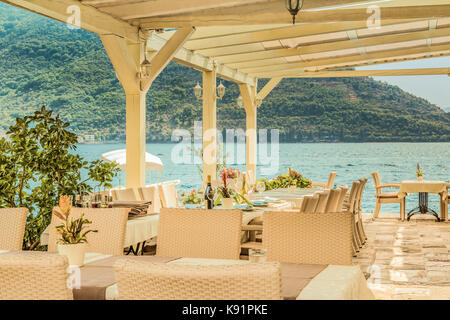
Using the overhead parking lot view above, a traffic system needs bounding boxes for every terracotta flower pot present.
[222,197,234,209]
[58,243,88,266]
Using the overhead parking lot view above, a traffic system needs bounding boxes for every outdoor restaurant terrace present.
[0,0,449,301]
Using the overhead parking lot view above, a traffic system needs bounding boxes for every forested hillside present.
[1,3,449,142]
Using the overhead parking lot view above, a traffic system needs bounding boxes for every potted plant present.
[181,189,203,206]
[217,170,235,209]
[53,195,97,266]
[416,163,424,182]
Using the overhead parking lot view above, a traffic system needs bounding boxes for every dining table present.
[13,252,372,300]
[398,180,448,222]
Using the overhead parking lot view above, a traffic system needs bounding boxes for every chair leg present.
[358,213,367,241]
[352,219,361,251]
[357,221,366,245]
[400,198,405,222]
[355,221,363,248]
[373,200,381,218]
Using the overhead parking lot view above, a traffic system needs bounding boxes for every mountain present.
[1,3,449,142]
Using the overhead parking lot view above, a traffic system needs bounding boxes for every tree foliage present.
[0,3,449,143]
[0,106,119,250]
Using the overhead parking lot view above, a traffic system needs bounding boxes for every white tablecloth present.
[398,180,447,200]
[40,215,159,247]
[297,265,374,300]
[124,215,159,247]
[105,258,373,300]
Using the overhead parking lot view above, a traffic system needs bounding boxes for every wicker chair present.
[0,251,73,300]
[312,172,337,189]
[336,185,349,212]
[112,188,141,201]
[0,208,28,251]
[447,183,450,220]
[158,182,179,208]
[157,208,242,260]
[48,208,129,256]
[138,185,161,213]
[356,178,368,244]
[315,190,330,213]
[263,210,353,265]
[114,259,282,300]
[371,172,404,220]
[299,194,319,213]
[324,189,341,212]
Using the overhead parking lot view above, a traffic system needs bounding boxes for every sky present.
[357,56,450,111]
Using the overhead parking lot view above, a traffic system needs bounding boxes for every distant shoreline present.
[77,140,450,145]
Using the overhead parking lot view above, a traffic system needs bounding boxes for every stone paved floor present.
[353,213,450,300]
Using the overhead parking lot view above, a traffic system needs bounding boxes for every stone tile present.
[426,271,450,285]
[389,270,428,285]
[352,213,450,300]
[424,253,450,262]
[389,256,426,270]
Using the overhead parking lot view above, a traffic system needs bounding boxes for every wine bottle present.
[241,174,248,197]
[204,175,214,209]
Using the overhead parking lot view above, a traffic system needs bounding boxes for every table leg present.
[407,193,440,222]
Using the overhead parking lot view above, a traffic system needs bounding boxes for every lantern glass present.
[285,0,302,24]
[237,95,244,108]
[194,82,203,100]
[141,59,152,78]
[217,82,226,100]
[286,0,301,11]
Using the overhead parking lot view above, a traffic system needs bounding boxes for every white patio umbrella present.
[101,149,164,186]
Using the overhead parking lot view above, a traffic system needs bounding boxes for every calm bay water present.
[77,142,449,215]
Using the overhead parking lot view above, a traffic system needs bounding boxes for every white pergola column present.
[202,69,217,186]
[101,36,148,188]
[125,92,147,188]
[239,83,257,179]
[101,28,194,188]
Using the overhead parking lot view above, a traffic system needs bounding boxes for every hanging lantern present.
[194,82,203,100]
[237,95,244,108]
[140,58,152,79]
[217,82,226,100]
[285,0,303,25]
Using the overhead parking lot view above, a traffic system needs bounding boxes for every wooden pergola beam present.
[184,19,421,51]
[256,77,282,100]
[242,42,450,75]
[147,32,257,86]
[218,26,450,66]
[141,27,195,91]
[1,0,140,43]
[254,51,450,77]
[286,68,450,78]
[134,4,450,28]
[87,0,372,21]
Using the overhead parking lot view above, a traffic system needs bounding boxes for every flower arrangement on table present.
[52,195,97,266]
[416,163,424,180]
[222,168,241,180]
[215,168,252,207]
[257,168,312,191]
[181,189,204,206]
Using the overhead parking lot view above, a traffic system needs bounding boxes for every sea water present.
[76,142,449,215]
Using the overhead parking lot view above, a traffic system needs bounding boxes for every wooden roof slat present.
[215,27,450,66]
[253,50,450,77]
[184,19,420,51]
[245,42,450,75]
[1,0,140,42]
[287,68,450,78]
[134,4,450,28]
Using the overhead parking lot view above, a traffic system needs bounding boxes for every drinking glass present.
[249,248,267,263]
[256,181,266,193]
